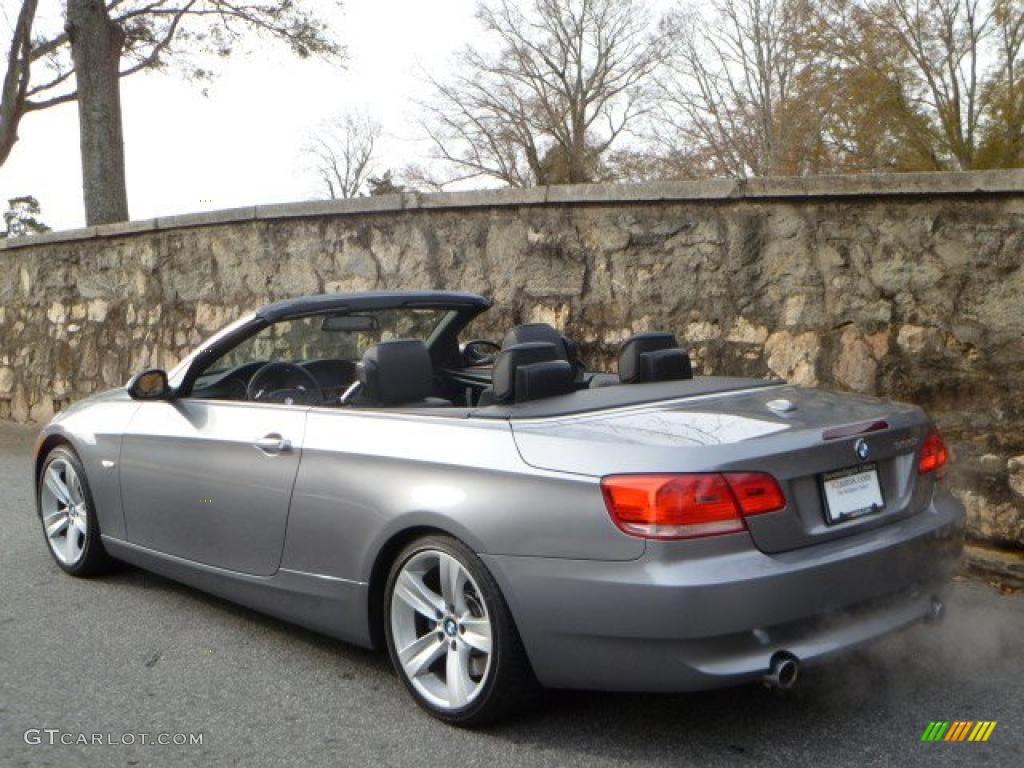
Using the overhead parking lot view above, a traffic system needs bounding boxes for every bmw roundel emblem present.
[854,438,870,461]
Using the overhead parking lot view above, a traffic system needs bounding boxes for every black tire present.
[383,534,539,726]
[37,445,114,577]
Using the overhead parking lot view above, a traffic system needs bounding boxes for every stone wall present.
[2,171,1023,550]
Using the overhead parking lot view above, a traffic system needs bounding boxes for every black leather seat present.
[350,339,450,408]
[618,332,693,383]
[502,323,585,381]
[478,342,576,405]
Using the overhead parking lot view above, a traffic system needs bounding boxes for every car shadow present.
[467,658,915,763]
[95,563,392,674]
[466,586,1021,762]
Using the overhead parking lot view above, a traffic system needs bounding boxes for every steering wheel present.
[247,362,324,405]
[462,339,501,366]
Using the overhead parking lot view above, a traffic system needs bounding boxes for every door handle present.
[254,434,292,454]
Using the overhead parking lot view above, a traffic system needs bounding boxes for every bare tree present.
[306,111,381,199]
[419,0,665,188]
[653,0,828,178]
[0,0,36,167]
[1,0,344,224]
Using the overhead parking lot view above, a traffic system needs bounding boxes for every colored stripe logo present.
[921,721,997,742]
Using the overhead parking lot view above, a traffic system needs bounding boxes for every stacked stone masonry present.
[1,171,1022,549]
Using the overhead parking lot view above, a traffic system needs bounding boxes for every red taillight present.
[600,472,786,540]
[918,429,949,478]
[725,472,788,515]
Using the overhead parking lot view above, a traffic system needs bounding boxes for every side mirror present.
[127,368,171,400]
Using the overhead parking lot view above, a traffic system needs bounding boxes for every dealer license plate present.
[821,465,884,523]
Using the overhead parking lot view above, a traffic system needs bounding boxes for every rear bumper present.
[481,489,964,691]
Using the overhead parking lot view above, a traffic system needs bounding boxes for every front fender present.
[32,394,139,540]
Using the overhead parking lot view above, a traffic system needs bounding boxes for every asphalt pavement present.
[1,422,1021,767]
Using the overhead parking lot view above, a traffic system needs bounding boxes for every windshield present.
[168,313,256,386]
[197,308,453,378]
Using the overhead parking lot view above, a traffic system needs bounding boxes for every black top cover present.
[257,290,490,323]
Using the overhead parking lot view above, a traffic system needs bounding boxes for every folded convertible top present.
[470,376,782,420]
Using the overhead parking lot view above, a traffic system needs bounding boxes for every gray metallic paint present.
[34,388,140,540]
[285,407,642,585]
[119,399,309,575]
[481,489,962,690]
[510,385,937,553]
[33,321,965,693]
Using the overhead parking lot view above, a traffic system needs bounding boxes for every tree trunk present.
[67,0,128,225]
[569,111,588,183]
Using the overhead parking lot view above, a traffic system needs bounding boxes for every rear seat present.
[502,323,586,382]
[482,325,693,398]
[618,332,693,383]
[477,342,576,405]
[591,332,694,387]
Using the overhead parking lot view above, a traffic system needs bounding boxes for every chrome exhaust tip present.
[762,652,799,689]
[926,596,945,624]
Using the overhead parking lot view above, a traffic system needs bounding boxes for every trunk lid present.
[510,384,934,553]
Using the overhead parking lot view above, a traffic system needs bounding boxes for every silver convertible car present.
[33,290,964,725]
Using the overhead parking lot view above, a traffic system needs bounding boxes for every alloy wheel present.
[389,549,494,711]
[40,458,89,566]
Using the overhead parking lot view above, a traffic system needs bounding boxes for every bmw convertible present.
[33,290,964,725]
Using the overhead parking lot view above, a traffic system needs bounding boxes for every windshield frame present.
[170,297,488,399]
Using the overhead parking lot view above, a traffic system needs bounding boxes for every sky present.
[0,0,486,231]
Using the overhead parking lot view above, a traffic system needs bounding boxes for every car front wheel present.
[37,445,113,577]
[384,534,537,726]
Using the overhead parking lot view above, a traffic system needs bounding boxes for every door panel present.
[119,399,308,576]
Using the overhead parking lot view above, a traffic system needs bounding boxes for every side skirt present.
[102,536,373,648]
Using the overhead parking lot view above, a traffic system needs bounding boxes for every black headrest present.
[515,361,576,403]
[503,323,584,378]
[492,342,575,403]
[502,323,564,351]
[357,339,434,406]
[618,332,693,383]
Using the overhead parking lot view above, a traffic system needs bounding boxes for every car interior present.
[186,308,695,410]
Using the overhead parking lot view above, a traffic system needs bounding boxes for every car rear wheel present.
[38,446,113,577]
[384,535,537,726]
